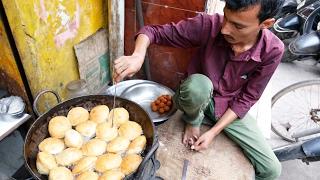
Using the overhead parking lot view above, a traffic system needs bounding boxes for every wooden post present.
[108,0,124,75]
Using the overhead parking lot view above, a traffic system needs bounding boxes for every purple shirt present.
[137,13,284,119]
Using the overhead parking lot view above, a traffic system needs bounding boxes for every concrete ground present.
[0,59,319,179]
[269,59,320,180]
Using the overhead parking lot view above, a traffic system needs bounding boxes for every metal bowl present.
[0,96,25,121]
[120,81,176,123]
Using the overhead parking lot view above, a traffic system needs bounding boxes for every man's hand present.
[192,129,217,151]
[113,34,150,83]
[192,108,238,151]
[113,53,144,83]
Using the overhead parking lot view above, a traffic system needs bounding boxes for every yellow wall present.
[0,17,28,103]
[2,0,107,111]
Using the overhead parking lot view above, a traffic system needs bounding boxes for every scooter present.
[272,0,320,62]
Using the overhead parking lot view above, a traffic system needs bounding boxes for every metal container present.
[65,79,89,99]
[0,96,25,121]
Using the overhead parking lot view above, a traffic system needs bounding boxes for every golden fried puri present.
[118,121,142,140]
[95,153,122,173]
[72,156,97,175]
[48,116,72,138]
[127,135,147,154]
[108,108,129,127]
[89,105,109,123]
[49,167,73,180]
[38,137,65,155]
[75,121,97,138]
[64,129,83,148]
[81,139,107,156]
[67,107,89,126]
[120,154,142,175]
[96,123,118,142]
[99,169,125,180]
[106,136,130,153]
[55,148,83,166]
[76,171,99,180]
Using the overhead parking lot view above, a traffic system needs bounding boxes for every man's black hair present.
[224,0,284,22]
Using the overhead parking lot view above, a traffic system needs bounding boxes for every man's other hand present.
[192,129,217,151]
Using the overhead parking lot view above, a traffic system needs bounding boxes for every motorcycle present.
[274,137,320,164]
[272,0,320,62]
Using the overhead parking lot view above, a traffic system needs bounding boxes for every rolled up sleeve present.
[230,48,284,119]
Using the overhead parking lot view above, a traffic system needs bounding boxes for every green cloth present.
[173,74,281,180]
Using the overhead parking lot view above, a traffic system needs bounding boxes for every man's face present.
[221,5,264,45]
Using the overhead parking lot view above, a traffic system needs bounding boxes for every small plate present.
[120,81,176,123]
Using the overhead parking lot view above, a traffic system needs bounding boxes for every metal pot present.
[24,90,159,180]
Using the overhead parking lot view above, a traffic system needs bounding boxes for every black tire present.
[280,38,299,62]
[271,80,320,142]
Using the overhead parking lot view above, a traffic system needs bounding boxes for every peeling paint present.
[57,4,69,26]
[54,1,80,48]
[34,0,49,22]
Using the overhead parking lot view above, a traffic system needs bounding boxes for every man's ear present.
[260,18,275,29]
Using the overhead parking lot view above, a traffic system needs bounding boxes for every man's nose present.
[221,21,231,35]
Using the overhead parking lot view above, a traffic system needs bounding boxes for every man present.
[114,0,284,179]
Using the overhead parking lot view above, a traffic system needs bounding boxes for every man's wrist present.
[209,126,220,137]
[132,52,145,59]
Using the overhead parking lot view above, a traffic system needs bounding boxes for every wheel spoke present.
[271,80,320,142]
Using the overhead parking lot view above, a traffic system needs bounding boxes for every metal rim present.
[271,80,320,142]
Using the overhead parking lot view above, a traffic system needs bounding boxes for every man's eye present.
[235,25,245,29]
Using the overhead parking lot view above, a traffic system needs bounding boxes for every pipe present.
[135,0,152,80]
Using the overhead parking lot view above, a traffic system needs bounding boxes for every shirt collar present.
[217,29,267,62]
[248,29,265,62]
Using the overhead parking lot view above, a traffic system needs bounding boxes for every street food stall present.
[0,0,255,179]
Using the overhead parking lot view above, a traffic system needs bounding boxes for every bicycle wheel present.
[271,80,320,142]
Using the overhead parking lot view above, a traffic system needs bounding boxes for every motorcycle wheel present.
[281,38,299,62]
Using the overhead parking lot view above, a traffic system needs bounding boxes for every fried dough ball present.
[120,154,142,175]
[67,107,89,126]
[76,171,99,180]
[150,94,173,114]
[72,156,97,175]
[64,129,83,148]
[48,116,72,138]
[90,105,109,123]
[99,169,125,180]
[95,153,122,173]
[49,167,73,180]
[127,135,147,154]
[118,121,143,141]
[38,137,65,155]
[108,107,129,127]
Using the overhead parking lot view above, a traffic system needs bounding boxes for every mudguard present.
[275,14,301,32]
[302,137,320,157]
[289,30,320,55]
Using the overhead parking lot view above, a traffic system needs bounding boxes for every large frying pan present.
[24,90,159,179]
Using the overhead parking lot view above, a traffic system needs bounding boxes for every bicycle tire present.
[271,79,320,142]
